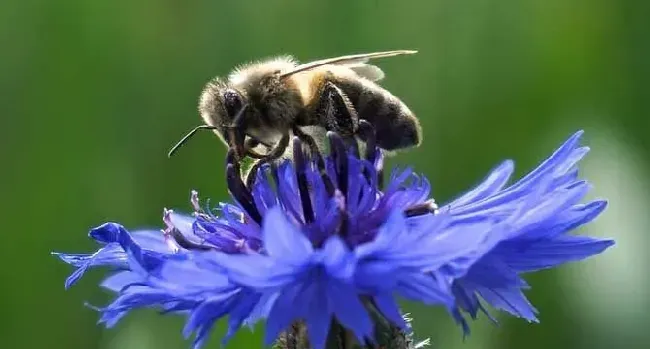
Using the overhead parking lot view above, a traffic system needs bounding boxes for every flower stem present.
[273,311,429,349]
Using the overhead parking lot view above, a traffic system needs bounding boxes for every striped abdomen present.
[332,76,421,151]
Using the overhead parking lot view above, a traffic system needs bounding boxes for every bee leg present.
[226,104,250,160]
[244,132,291,188]
[317,81,360,146]
[292,126,321,158]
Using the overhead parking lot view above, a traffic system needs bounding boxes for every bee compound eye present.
[223,89,243,117]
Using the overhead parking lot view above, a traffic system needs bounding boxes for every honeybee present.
[169,50,421,183]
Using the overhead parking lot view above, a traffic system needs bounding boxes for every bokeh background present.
[1,0,648,348]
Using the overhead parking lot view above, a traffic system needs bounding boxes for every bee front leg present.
[316,81,359,143]
[244,132,290,188]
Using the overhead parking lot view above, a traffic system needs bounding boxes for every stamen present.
[404,199,439,217]
[334,190,349,239]
[292,137,315,223]
[163,228,180,254]
[225,148,240,173]
[162,208,176,233]
[168,227,213,251]
[162,208,214,251]
[226,162,262,224]
[348,138,360,159]
[292,127,335,197]
[190,190,202,213]
[334,189,346,212]
[327,132,349,196]
[245,160,264,189]
[204,198,217,219]
[315,150,336,197]
[357,120,383,187]
[376,158,385,190]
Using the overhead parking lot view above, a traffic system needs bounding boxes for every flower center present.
[167,123,439,252]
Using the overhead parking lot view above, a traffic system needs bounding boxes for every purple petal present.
[262,207,313,261]
[451,160,514,207]
[328,280,373,343]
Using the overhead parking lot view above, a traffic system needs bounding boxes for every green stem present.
[272,311,429,349]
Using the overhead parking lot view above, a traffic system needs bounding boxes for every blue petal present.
[475,286,538,322]
[396,271,454,306]
[264,283,305,346]
[100,271,144,292]
[169,212,196,238]
[328,279,373,343]
[244,291,279,328]
[508,130,584,193]
[54,243,128,289]
[321,236,355,281]
[222,290,260,344]
[373,293,408,329]
[303,280,330,349]
[501,235,614,272]
[451,160,514,207]
[262,207,313,262]
[214,252,300,288]
[354,209,408,259]
[522,200,607,241]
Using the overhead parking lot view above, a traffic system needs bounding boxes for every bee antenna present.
[167,125,219,158]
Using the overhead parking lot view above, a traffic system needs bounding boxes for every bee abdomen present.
[336,79,421,150]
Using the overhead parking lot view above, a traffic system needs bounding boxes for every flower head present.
[443,131,614,334]
[55,128,613,348]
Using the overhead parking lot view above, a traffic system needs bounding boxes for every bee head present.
[198,80,247,137]
[167,80,248,160]
[221,88,249,159]
[222,88,245,121]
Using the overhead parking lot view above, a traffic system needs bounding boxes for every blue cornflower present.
[443,130,614,334]
[55,128,612,349]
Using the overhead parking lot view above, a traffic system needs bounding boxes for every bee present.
[169,50,421,183]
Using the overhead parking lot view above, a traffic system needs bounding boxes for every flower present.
[443,130,614,334]
[54,127,613,349]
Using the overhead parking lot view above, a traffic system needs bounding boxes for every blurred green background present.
[1,0,648,348]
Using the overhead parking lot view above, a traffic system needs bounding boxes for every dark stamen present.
[404,199,439,217]
[348,138,360,159]
[226,160,262,224]
[304,146,336,199]
[292,137,315,223]
[225,149,240,173]
[169,228,213,251]
[292,127,336,197]
[376,161,385,190]
[338,206,350,239]
[245,160,264,189]
[314,150,335,197]
[357,120,382,187]
[162,208,213,251]
[327,132,349,196]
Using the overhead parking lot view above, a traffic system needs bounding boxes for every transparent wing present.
[345,63,385,81]
[279,50,417,79]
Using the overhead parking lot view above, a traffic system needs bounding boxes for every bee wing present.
[279,50,417,79]
[344,63,385,81]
